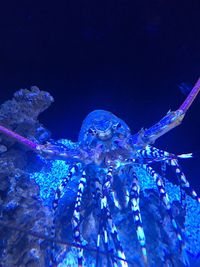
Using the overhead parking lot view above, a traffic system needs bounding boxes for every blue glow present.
[57,249,77,267]
[136,167,200,255]
[30,139,200,257]
[185,197,200,255]
[30,158,69,204]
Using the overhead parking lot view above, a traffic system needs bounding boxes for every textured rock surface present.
[0,86,53,147]
[0,87,54,267]
[0,88,199,267]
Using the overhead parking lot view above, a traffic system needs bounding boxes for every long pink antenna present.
[0,125,37,150]
[179,77,200,113]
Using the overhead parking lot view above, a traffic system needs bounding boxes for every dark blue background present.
[0,1,200,192]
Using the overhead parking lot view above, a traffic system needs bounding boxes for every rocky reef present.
[0,87,199,267]
[0,87,54,267]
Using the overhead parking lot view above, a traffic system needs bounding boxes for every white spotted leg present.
[71,170,87,267]
[99,196,128,267]
[95,169,128,267]
[137,145,193,164]
[52,164,79,214]
[168,159,200,203]
[50,164,79,266]
[136,145,199,204]
[142,165,183,251]
[129,172,148,265]
[95,172,111,266]
[106,207,128,267]
[103,166,114,195]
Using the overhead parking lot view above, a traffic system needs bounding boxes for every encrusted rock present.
[0,88,54,267]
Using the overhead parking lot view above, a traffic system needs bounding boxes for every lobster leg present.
[129,172,148,265]
[136,145,200,203]
[107,212,128,267]
[142,165,183,250]
[103,165,121,209]
[130,78,200,150]
[136,145,192,164]
[96,168,113,266]
[96,196,110,265]
[95,174,127,267]
[136,145,176,164]
[103,166,114,194]
[167,159,200,203]
[100,197,128,267]
[50,164,79,265]
[53,164,79,213]
[71,170,87,267]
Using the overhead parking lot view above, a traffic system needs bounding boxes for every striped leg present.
[95,175,110,266]
[95,173,127,267]
[142,165,183,249]
[50,164,79,265]
[161,162,167,178]
[129,172,147,265]
[124,186,130,208]
[52,164,79,214]
[168,159,200,203]
[137,145,175,164]
[137,145,192,164]
[104,167,127,266]
[107,207,128,267]
[102,166,117,262]
[103,166,114,195]
[138,146,199,202]
[72,170,87,267]
[100,196,110,264]
[103,166,121,209]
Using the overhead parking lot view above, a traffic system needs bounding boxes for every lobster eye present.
[113,122,121,129]
[88,128,96,135]
[116,123,121,129]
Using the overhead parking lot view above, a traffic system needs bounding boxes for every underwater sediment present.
[0,87,199,267]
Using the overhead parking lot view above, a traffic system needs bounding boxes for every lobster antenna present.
[0,220,132,265]
[179,77,200,113]
[0,124,37,150]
